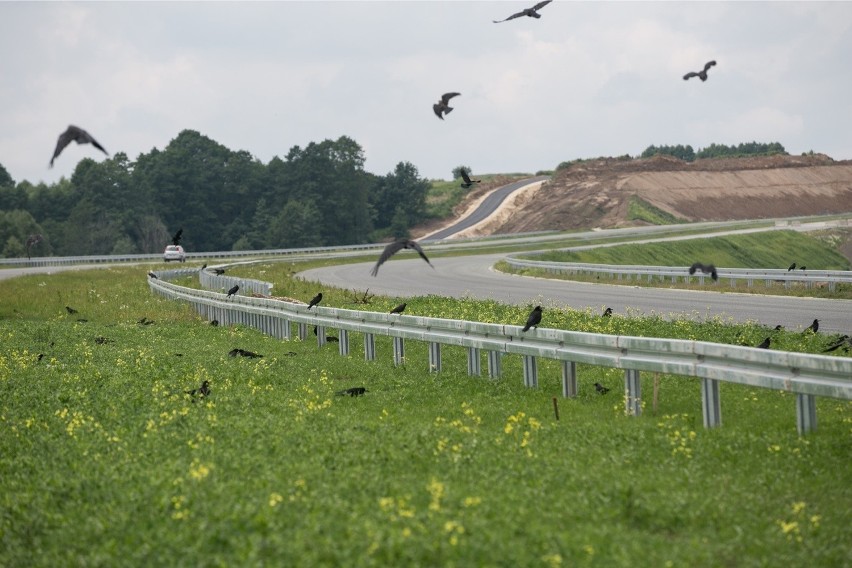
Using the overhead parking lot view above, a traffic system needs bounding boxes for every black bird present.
[602,307,612,317]
[200,263,207,270]
[94,336,113,345]
[210,319,219,326]
[228,348,263,358]
[433,92,461,120]
[460,169,481,189]
[137,317,155,325]
[283,351,298,357]
[683,60,717,82]
[756,337,771,349]
[212,268,225,275]
[50,125,109,167]
[522,306,542,332]
[773,325,784,331]
[307,292,323,310]
[390,303,407,315]
[493,0,552,23]
[186,380,210,401]
[371,239,433,276]
[171,228,183,246]
[800,266,806,270]
[787,263,796,271]
[25,234,43,259]
[804,319,819,333]
[327,336,339,343]
[148,271,158,279]
[823,335,851,353]
[65,306,78,315]
[594,382,610,394]
[226,285,239,299]
[37,353,45,362]
[689,262,718,281]
[336,387,367,397]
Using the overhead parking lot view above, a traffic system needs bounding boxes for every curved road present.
[423,176,549,240]
[299,254,852,334]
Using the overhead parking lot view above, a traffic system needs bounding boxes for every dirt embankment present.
[442,154,852,234]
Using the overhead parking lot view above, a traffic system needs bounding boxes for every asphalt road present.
[299,254,852,334]
[423,176,550,240]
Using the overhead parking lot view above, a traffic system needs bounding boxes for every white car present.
[163,245,186,262]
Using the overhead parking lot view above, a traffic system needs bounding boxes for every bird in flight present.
[522,305,542,332]
[460,169,481,189]
[172,228,183,246]
[433,92,461,120]
[683,60,717,82]
[226,285,239,299]
[756,337,771,349]
[804,319,819,333]
[371,239,433,276]
[689,262,718,281]
[336,387,367,397]
[390,303,407,315]
[594,382,610,394]
[307,292,323,310]
[50,125,109,167]
[493,0,553,23]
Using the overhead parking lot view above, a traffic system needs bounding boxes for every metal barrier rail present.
[148,273,852,436]
[505,257,852,291]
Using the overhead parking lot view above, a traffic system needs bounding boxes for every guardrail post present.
[316,325,326,347]
[393,337,405,366]
[467,347,481,376]
[701,378,722,428]
[364,333,376,361]
[487,351,502,378]
[796,394,817,435]
[298,322,308,341]
[624,369,641,416]
[338,329,350,356]
[523,355,538,388]
[429,342,442,372]
[282,318,291,340]
[562,361,577,397]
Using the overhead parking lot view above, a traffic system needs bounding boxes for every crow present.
[65,306,78,315]
[172,228,183,246]
[390,303,407,314]
[594,382,610,394]
[689,262,718,281]
[37,353,45,362]
[804,319,819,333]
[823,335,851,353]
[228,348,263,358]
[307,292,323,310]
[683,60,717,82]
[493,0,552,23]
[756,337,771,349]
[787,263,796,271]
[25,234,43,259]
[336,387,367,397]
[185,380,210,401]
[433,92,461,120]
[94,336,113,345]
[800,266,806,271]
[210,319,219,326]
[200,263,207,270]
[460,169,481,189]
[212,268,225,275]
[522,306,542,332]
[371,239,433,276]
[137,317,155,325]
[226,285,239,299]
[602,307,612,317]
[773,324,783,331]
[148,271,158,279]
[50,125,109,167]
[283,351,298,357]
[327,336,339,343]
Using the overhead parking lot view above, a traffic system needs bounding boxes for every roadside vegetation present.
[2,264,850,567]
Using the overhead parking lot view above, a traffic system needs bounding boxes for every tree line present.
[0,130,432,257]
[641,141,788,162]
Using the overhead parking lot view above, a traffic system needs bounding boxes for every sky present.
[1,1,851,187]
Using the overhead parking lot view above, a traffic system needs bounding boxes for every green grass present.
[425,174,526,220]
[1,266,851,567]
[627,196,686,225]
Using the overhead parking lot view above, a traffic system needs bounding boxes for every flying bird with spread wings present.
[433,92,461,120]
[50,125,109,167]
[683,60,717,82]
[371,239,433,276]
[460,169,481,189]
[493,1,553,23]
[172,228,183,246]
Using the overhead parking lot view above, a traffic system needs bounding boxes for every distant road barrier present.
[148,269,852,436]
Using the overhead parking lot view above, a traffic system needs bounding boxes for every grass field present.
[1,265,850,567]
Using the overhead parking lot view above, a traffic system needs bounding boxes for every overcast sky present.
[1,1,850,186]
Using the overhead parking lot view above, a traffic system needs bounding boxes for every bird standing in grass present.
[594,382,610,394]
[229,348,262,358]
[522,306,542,332]
[226,285,239,299]
[390,303,407,314]
[823,335,851,353]
[336,387,367,397]
[602,307,612,317]
[804,319,819,333]
[756,337,771,349]
[186,380,210,401]
[787,263,796,271]
[307,292,323,310]
[65,306,78,315]
[371,239,433,276]
[50,125,109,167]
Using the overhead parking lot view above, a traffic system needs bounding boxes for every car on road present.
[163,245,186,262]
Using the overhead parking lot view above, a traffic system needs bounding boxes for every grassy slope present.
[1,265,850,567]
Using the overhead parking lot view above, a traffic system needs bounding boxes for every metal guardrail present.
[505,257,852,292]
[148,270,852,436]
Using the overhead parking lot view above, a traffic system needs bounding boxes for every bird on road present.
[50,125,109,167]
[683,60,717,82]
[522,306,542,332]
[307,292,323,310]
[433,92,461,120]
[390,303,407,314]
[594,382,610,394]
[371,239,433,276]
[336,387,367,397]
[689,262,718,281]
[460,169,481,189]
[226,285,239,299]
[756,337,771,349]
[804,319,819,333]
[493,0,552,23]
[787,263,796,271]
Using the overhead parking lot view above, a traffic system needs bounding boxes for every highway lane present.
[299,254,852,334]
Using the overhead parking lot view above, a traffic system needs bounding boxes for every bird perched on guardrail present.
[433,92,460,120]
[390,303,407,314]
[371,239,433,276]
[594,382,610,394]
[689,262,718,281]
[804,319,819,333]
[226,285,239,299]
[787,263,796,271]
[683,60,717,82]
[493,0,552,23]
[50,125,109,167]
[307,292,323,310]
[522,306,542,332]
[148,272,158,279]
